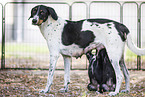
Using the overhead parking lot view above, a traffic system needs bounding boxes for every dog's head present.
[28,5,58,26]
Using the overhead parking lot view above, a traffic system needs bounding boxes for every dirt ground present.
[0,69,145,97]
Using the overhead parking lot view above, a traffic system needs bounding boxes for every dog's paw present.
[96,91,100,94]
[121,89,130,93]
[40,89,49,93]
[108,92,118,96]
[87,84,97,91]
[59,88,68,93]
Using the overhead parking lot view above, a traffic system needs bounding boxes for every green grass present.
[5,43,49,53]
[2,43,145,61]
[125,48,145,62]
[4,43,49,59]
[125,48,137,61]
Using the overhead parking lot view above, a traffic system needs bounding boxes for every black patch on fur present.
[75,30,95,48]
[114,22,129,41]
[107,23,112,26]
[95,24,99,26]
[87,19,130,41]
[107,23,112,29]
[62,20,95,48]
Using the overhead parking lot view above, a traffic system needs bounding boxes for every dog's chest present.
[39,22,62,41]
[60,44,84,57]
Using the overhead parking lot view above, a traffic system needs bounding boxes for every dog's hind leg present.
[109,60,123,96]
[119,55,130,93]
[59,55,71,92]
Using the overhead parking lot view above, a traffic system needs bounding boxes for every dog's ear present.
[47,7,58,20]
[28,15,32,20]
[28,7,34,20]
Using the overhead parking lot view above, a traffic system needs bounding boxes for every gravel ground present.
[0,70,145,97]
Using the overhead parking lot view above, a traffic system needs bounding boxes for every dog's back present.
[86,48,116,93]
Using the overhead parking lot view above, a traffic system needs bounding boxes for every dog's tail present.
[127,33,145,56]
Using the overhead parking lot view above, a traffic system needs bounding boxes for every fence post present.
[137,5,141,70]
[1,3,5,69]
[69,5,73,70]
[120,4,123,23]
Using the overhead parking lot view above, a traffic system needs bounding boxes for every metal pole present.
[1,4,5,69]
[120,4,123,23]
[69,5,73,70]
[137,5,141,70]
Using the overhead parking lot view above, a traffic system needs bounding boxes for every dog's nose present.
[32,19,37,24]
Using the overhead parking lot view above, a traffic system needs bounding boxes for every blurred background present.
[0,0,145,70]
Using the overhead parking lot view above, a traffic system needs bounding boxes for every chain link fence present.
[1,1,145,70]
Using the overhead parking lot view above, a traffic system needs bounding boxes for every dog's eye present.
[33,8,37,13]
[33,11,36,14]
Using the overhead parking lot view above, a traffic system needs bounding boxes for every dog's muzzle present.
[32,19,37,24]
[32,18,43,26]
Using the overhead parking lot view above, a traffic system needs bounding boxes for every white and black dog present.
[86,46,116,93]
[29,5,145,96]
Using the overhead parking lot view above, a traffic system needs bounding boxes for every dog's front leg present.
[40,55,59,93]
[59,55,71,92]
